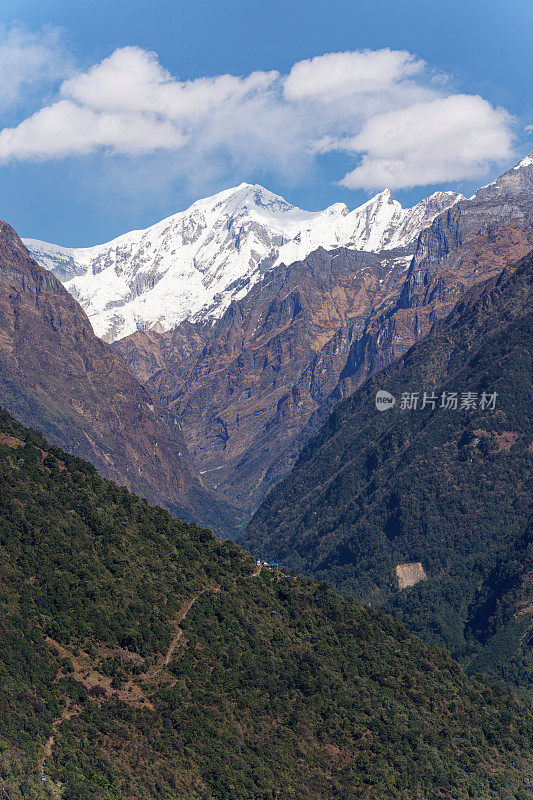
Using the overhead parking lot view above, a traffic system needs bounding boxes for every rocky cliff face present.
[115,156,533,515]
[327,155,533,403]
[0,222,240,535]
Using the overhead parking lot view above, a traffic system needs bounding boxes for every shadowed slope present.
[0,221,241,535]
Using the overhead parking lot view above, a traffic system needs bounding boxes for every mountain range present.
[116,154,533,513]
[0,150,532,796]
[24,185,461,342]
[17,154,533,521]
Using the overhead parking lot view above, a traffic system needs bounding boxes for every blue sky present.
[1,0,532,245]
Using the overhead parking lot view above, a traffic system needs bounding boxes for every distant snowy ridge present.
[25,183,462,342]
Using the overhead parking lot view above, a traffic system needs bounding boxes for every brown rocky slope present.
[0,221,241,535]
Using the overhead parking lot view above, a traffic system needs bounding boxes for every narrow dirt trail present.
[162,565,261,666]
[163,590,209,666]
[37,700,80,778]
[161,566,262,668]
[143,586,221,678]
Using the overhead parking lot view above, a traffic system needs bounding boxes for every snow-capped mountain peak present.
[24,183,462,342]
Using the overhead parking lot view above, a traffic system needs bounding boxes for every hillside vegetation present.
[0,408,532,798]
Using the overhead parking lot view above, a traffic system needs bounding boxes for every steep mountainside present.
[241,251,533,688]
[117,247,410,510]
[0,222,240,535]
[0,407,531,799]
[24,184,460,342]
[116,155,533,513]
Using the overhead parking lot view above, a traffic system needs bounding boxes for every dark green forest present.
[0,406,532,798]
[242,253,533,690]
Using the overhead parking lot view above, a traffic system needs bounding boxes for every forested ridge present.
[0,407,532,798]
[242,252,533,690]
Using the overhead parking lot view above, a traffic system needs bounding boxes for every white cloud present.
[339,95,513,189]
[0,100,185,159]
[0,46,280,160]
[0,43,516,191]
[284,49,424,101]
[0,23,72,110]
[60,47,278,120]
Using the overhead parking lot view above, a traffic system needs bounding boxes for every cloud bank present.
[0,35,514,190]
